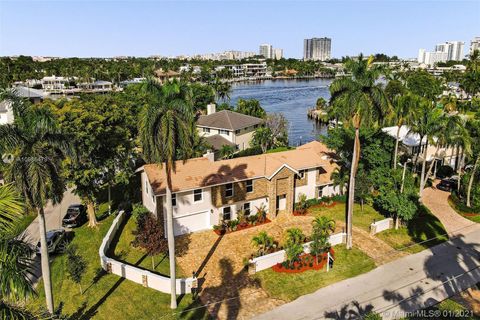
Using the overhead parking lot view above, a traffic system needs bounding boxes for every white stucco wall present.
[294,169,318,201]
[141,171,156,215]
[197,127,234,143]
[233,129,255,150]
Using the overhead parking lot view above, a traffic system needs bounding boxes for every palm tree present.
[212,78,231,102]
[251,231,274,256]
[219,144,235,159]
[285,228,305,245]
[0,184,38,319]
[408,100,444,198]
[139,79,194,309]
[391,93,419,169]
[312,216,336,236]
[329,54,390,249]
[252,127,272,153]
[0,102,71,314]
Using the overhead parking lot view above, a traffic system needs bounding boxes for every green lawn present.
[112,214,184,277]
[254,245,375,301]
[377,206,448,254]
[309,203,384,232]
[448,197,480,223]
[28,213,209,320]
[406,297,478,320]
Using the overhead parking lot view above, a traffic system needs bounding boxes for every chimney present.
[203,151,215,162]
[207,103,216,115]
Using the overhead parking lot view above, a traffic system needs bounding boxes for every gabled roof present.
[142,140,337,195]
[197,110,263,131]
[205,134,236,151]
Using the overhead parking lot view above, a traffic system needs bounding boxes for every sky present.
[0,0,479,59]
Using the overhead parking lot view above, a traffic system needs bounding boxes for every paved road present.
[21,189,81,284]
[254,228,480,320]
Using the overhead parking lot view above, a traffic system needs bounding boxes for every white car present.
[36,229,68,255]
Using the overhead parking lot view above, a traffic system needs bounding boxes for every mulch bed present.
[213,219,272,236]
[272,249,334,274]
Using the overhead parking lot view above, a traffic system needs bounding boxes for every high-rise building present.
[303,37,331,61]
[259,44,273,59]
[434,41,464,61]
[273,48,283,60]
[418,49,426,64]
[470,37,480,55]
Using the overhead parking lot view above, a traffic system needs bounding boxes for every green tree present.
[236,98,266,118]
[65,245,87,294]
[310,216,335,264]
[316,97,327,110]
[328,54,390,249]
[132,213,168,270]
[48,95,138,227]
[139,79,194,309]
[219,144,235,159]
[284,228,305,267]
[252,127,272,153]
[0,102,71,314]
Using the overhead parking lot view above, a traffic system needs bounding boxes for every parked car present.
[36,229,68,255]
[436,178,458,192]
[62,204,87,228]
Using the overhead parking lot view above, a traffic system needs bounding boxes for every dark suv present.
[62,204,87,228]
[436,178,457,192]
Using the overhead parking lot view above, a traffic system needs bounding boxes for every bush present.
[131,213,167,269]
[450,192,480,213]
[436,165,454,179]
[131,203,150,224]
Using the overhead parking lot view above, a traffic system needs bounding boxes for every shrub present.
[436,165,454,179]
[131,213,168,269]
[252,231,276,257]
[131,203,150,224]
[255,204,267,223]
[65,245,87,295]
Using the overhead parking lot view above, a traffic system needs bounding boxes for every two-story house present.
[139,141,340,236]
[197,104,263,153]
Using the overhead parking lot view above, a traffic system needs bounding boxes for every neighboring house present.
[197,104,263,152]
[78,80,114,92]
[382,125,457,168]
[41,75,70,93]
[154,69,181,83]
[139,141,340,236]
[0,86,45,125]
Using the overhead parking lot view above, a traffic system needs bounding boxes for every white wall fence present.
[249,232,347,273]
[99,211,196,294]
[370,218,394,235]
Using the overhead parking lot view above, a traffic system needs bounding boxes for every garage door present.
[173,211,210,236]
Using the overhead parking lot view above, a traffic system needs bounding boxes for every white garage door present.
[173,211,210,236]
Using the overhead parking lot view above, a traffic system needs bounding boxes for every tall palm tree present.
[139,79,194,309]
[391,93,419,169]
[0,103,71,314]
[408,100,444,198]
[0,184,39,319]
[329,54,390,249]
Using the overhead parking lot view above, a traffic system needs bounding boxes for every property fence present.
[249,232,347,273]
[370,218,394,235]
[99,210,196,294]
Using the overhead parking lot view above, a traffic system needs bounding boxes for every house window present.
[193,189,202,202]
[235,129,240,134]
[172,193,177,206]
[246,180,253,193]
[223,207,231,221]
[243,202,251,216]
[145,180,148,194]
[202,127,210,133]
[225,183,233,198]
[317,186,324,198]
[299,170,306,179]
[219,129,230,136]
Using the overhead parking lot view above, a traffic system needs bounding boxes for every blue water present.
[230,79,333,146]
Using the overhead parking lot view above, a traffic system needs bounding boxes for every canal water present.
[230,78,333,146]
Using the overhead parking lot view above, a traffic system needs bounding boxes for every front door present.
[276,195,287,213]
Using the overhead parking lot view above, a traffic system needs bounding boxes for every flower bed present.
[213,218,271,235]
[448,195,479,216]
[272,249,334,274]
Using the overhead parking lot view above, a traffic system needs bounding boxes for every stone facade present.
[295,170,308,187]
[266,166,295,219]
[211,178,268,207]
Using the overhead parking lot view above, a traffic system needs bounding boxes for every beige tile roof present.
[143,140,338,195]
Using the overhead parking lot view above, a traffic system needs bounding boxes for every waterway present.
[230,78,333,146]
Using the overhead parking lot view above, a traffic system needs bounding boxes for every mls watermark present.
[382,309,474,318]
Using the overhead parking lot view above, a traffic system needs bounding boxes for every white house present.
[382,125,458,168]
[197,104,263,152]
[139,141,340,236]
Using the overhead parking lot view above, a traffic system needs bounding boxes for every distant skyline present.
[0,1,479,59]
